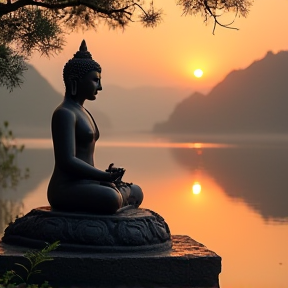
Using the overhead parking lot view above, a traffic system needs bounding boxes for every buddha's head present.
[63,40,102,100]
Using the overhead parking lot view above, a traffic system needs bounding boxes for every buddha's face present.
[78,70,102,100]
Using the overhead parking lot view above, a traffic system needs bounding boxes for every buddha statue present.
[47,40,143,215]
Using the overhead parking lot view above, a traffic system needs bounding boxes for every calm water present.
[1,133,288,288]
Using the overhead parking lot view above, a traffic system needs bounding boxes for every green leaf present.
[15,263,29,273]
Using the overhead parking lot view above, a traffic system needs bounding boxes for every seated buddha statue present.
[47,40,143,215]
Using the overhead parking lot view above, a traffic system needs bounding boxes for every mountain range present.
[1,50,288,137]
[153,51,288,134]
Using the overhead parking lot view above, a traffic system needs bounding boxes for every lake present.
[1,133,288,288]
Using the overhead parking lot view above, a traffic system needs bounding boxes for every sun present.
[194,69,203,78]
[192,182,202,195]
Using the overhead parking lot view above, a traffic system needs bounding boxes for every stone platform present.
[0,235,221,288]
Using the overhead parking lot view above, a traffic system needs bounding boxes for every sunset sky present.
[29,0,288,95]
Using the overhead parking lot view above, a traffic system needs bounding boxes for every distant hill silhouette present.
[0,64,111,137]
[0,64,189,137]
[153,51,288,134]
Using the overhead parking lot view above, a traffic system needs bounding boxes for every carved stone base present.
[2,206,172,252]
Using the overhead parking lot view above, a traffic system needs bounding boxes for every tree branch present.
[204,0,239,34]
[0,0,134,17]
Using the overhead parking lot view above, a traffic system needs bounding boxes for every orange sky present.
[29,0,288,95]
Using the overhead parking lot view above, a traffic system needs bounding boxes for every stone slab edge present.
[0,235,221,288]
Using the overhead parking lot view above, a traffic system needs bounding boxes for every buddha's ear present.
[71,79,77,96]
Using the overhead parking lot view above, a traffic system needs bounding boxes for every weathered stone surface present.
[0,235,221,288]
[2,207,171,252]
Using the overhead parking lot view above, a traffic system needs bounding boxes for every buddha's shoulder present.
[52,104,77,120]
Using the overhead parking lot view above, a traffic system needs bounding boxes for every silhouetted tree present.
[0,0,252,90]
[0,44,27,91]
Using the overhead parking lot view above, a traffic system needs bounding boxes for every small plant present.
[0,270,15,287]
[0,241,60,288]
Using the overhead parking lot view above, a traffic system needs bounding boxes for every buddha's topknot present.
[63,40,101,85]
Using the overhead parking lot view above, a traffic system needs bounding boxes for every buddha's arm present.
[51,108,110,181]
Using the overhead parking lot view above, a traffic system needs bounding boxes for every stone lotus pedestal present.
[0,207,221,287]
[2,207,172,252]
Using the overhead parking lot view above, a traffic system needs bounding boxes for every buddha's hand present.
[106,163,125,183]
[110,170,125,183]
